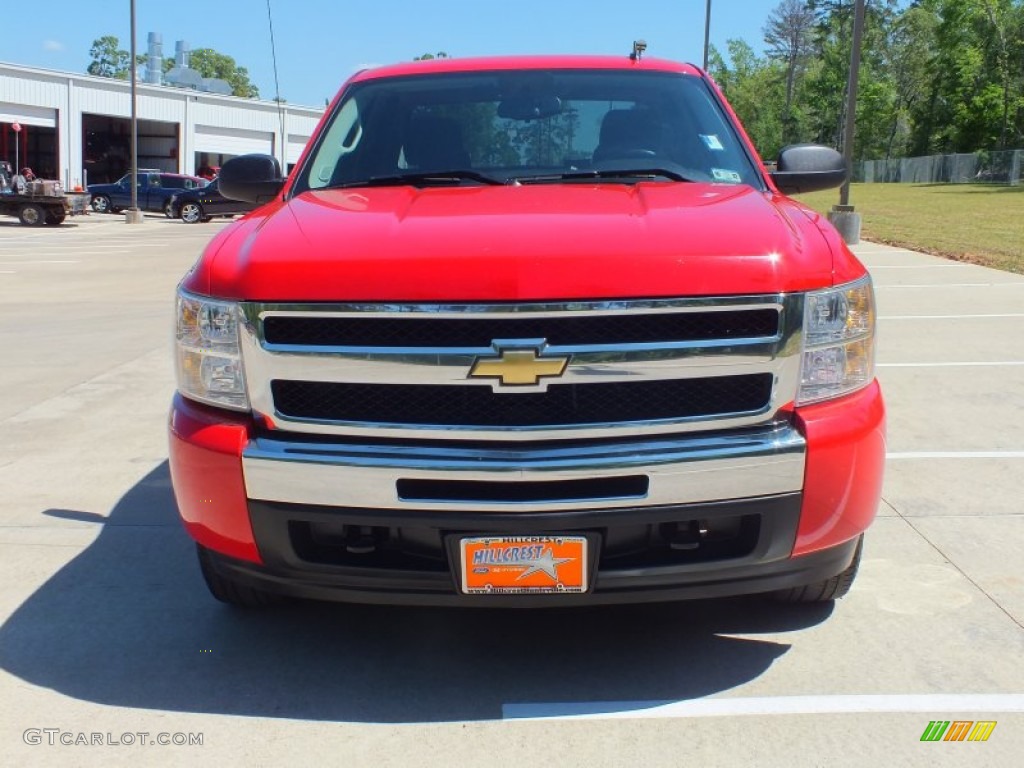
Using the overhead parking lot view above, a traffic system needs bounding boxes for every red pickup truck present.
[170,54,885,608]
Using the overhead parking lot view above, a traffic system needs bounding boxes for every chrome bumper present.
[241,424,806,513]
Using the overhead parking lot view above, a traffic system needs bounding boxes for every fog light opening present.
[344,525,379,555]
[667,520,709,551]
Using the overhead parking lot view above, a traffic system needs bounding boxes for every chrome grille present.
[239,296,804,441]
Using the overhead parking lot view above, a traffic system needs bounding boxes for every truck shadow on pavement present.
[0,462,833,724]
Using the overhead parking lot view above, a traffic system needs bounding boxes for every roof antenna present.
[630,40,647,61]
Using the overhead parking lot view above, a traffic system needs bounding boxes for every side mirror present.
[770,144,846,195]
[219,154,285,204]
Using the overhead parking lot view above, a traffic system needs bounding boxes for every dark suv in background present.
[168,178,258,223]
[88,171,207,216]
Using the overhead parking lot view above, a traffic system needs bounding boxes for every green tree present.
[87,36,130,79]
[883,5,938,158]
[798,1,902,159]
[764,0,817,144]
[709,40,788,159]
[908,0,1024,152]
[706,0,1024,164]
[188,49,259,98]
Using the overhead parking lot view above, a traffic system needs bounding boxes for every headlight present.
[175,289,249,410]
[797,276,876,405]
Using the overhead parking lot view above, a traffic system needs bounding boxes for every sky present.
[5,1,777,108]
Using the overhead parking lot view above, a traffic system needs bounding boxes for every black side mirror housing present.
[218,154,285,204]
[770,144,847,195]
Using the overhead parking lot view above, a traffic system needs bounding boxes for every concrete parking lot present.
[0,213,1021,767]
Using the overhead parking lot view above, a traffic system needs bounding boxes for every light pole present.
[703,0,712,70]
[839,0,866,207]
[126,0,144,223]
[828,0,866,244]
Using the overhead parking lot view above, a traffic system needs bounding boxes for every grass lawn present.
[794,183,1024,274]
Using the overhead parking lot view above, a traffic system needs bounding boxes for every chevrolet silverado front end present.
[169,55,884,608]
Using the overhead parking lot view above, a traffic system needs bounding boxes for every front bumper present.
[201,499,861,606]
[168,381,885,604]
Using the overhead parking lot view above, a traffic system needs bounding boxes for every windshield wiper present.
[334,170,504,189]
[514,168,694,184]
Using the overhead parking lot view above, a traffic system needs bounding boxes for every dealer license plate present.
[459,535,588,595]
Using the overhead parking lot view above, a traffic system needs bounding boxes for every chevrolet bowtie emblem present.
[469,344,569,388]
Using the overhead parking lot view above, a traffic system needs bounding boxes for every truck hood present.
[197,183,846,301]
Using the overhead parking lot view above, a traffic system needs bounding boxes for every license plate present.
[459,535,588,594]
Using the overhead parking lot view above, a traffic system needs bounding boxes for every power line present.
[266,0,286,165]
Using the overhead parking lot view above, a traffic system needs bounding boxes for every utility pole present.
[839,0,866,207]
[829,0,866,244]
[126,0,144,223]
[703,0,712,70]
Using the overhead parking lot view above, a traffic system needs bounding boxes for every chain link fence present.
[856,150,1023,185]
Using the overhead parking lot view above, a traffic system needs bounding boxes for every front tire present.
[91,194,111,214]
[44,208,67,226]
[196,544,287,608]
[18,203,46,226]
[772,535,863,603]
[180,201,204,223]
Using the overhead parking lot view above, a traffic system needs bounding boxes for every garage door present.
[194,125,274,156]
[287,136,311,165]
[0,102,56,128]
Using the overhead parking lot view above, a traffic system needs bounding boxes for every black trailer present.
[0,161,71,226]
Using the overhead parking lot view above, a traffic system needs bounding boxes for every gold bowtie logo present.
[469,345,569,387]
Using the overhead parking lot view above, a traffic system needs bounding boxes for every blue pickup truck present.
[88,171,207,216]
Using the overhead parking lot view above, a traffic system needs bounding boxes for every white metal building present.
[0,61,324,188]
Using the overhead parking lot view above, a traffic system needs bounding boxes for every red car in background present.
[196,165,220,181]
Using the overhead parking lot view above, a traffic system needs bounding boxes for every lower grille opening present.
[285,512,759,571]
[291,522,448,571]
[397,476,649,504]
[601,513,760,568]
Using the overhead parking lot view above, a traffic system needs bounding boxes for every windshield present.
[295,69,762,192]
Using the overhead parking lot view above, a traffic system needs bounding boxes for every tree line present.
[709,0,1024,161]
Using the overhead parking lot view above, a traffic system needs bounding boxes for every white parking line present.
[878,362,1024,368]
[14,256,135,262]
[854,248,923,254]
[0,260,79,265]
[880,314,1024,320]
[878,283,1024,289]
[887,452,1024,459]
[869,264,970,269]
[503,693,1024,721]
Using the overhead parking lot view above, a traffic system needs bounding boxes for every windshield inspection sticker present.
[711,168,742,183]
[700,134,725,150]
